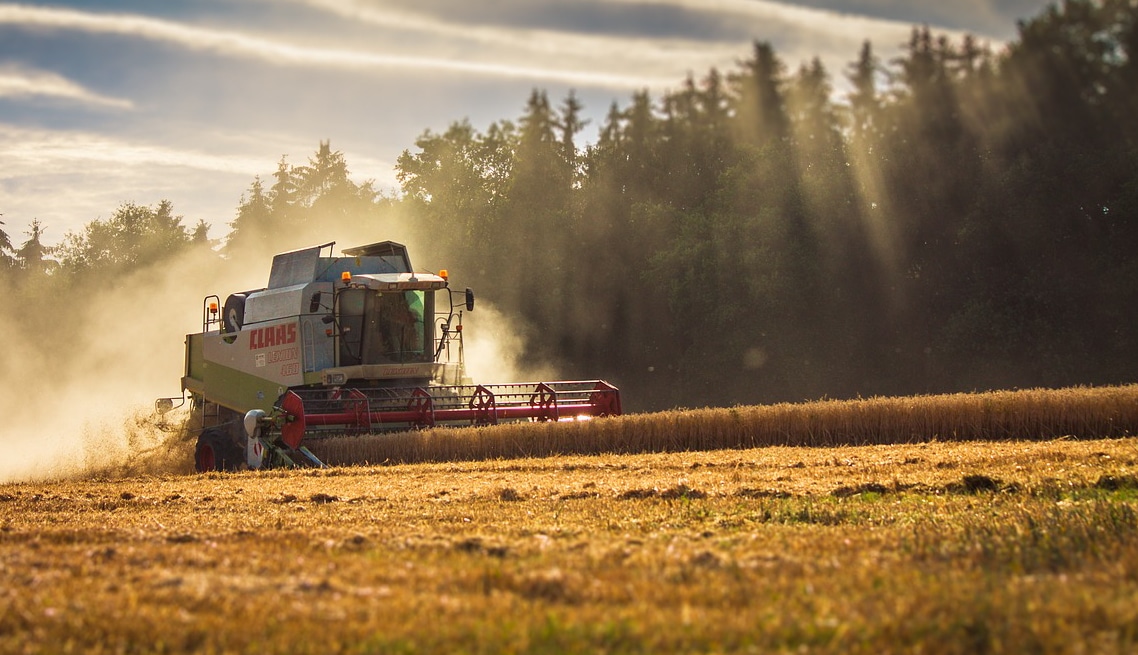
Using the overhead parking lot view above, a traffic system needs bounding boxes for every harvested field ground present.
[3,432,1138,653]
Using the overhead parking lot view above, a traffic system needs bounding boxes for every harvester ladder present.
[197,398,233,431]
[202,294,221,333]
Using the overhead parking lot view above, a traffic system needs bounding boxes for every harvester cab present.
[159,240,621,472]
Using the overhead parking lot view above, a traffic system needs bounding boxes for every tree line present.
[2,0,1135,411]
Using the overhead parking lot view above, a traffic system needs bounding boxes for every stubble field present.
[3,387,1138,653]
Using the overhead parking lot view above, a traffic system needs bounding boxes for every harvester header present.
[158,240,621,471]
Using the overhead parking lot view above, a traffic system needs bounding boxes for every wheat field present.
[309,384,1138,466]
[2,385,1137,653]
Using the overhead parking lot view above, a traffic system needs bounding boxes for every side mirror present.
[465,288,475,312]
[309,292,322,313]
[321,315,335,324]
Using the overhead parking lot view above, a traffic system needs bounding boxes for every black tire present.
[222,294,246,334]
[194,427,244,472]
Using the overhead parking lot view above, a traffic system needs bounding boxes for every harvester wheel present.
[195,428,243,472]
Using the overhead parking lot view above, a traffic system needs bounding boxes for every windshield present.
[338,289,433,365]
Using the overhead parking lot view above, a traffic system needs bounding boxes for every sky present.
[0,0,1055,247]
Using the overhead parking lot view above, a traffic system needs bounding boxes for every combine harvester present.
[157,241,622,471]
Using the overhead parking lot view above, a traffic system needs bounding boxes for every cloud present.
[0,122,266,174]
[278,0,991,94]
[0,122,256,235]
[281,0,749,64]
[0,1,983,98]
[293,0,922,40]
[0,121,400,239]
[0,64,132,109]
[0,3,673,89]
[755,0,1048,40]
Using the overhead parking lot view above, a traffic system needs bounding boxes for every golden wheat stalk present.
[303,385,1138,466]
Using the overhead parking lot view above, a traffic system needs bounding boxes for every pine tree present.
[730,41,789,146]
[15,219,53,276]
[227,177,274,253]
[845,40,882,142]
[0,216,14,270]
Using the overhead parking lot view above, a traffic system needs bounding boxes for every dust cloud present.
[460,302,557,385]
[0,245,265,483]
[0,221,552,483]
